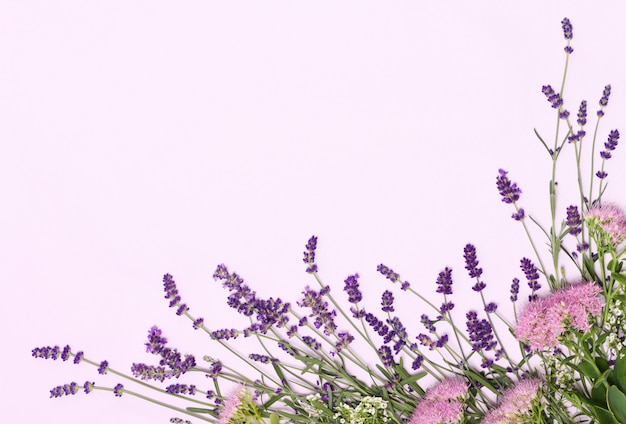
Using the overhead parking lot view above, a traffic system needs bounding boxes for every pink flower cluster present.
[585,203,626,245]
[482,379,542,424]
[217,385,245,424]
[514,282,602,351]
[409,377,468,424]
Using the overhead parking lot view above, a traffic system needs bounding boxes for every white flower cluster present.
[604,298,626,358]
[332,396,391,424]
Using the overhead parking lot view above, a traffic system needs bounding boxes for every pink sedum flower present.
[514,282,601,351]
[426,377,469,401]
[585,203,626,245]
[482,378,542,424]
[217,385,259,424]
[409,378,468,424]
[409,399,464,424]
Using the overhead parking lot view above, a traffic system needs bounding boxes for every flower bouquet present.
[33,18,626,424]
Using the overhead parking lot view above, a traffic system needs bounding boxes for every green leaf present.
[613,273,626,286]
[186,407,213,413]
[591,405,620,424]
[615,354,626,394]
[608,385,626,423]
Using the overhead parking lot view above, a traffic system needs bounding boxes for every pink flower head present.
[426,377,469,401]
[585,203,626,245]
[217,385,246,424]
[482,378,542,424]
[514,282,601,351]
[409,399,464,424]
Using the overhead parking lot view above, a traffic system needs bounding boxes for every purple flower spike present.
[496,169,522,204]
[98,360,109,375]
[435,267,453,295]
[512,209,525,221]
[520,257,541,294]
[566,205,582,236]
[303,235,318,273]
[381,290,395,312]
[113,383,124,397]
[600,129,620,160]
[343,273,362,304]
[378,345,394,367]
[599,85,612,107]
[377,264,400,283]
[577,100,587,126]
[561,17,573,40]
[50,382,79,398]
[542,85,563,109]
[510,278,520,302]
[463,244,483,279]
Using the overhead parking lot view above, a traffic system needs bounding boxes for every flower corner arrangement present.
[33,18,626,424]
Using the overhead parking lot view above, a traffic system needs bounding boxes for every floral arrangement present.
[33,18,626,424]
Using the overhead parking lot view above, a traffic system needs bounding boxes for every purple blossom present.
[303,235,318,273]
[193,317,204,330]
[32,345,64,360]
[600,129,620,160]
[146,326,168,354]
[302,335,321,350]
[298,286,337,335]
[334,332,355,353]
[412,355,423,370]
[131,363,167,382]
[343,273,362,303]
[50,382,79,398]
[277,340,297,356]
[377,264,400,283]
[166,384,197,395]
[365,312,390,337]
[98,360,109,375]
[163,273,182,309]
[599,85,612,107]
[542,85,563,109]
[387,316,408,353]
[439,301,454,315]
[577,100,587,126]
[378,345,394,367]
[520,257,541,293]
[421,314,436,333]
[596,170,608,179]
[496,169,522,204]
[566,205,582,236]
[512,208,525,221]
[381,290,394,312]
[485,302,498,313]
[435,267,453,295]
[113,383,124,397]
[83,381,94,394]
[510,278,520,302]
[466,311,497,352]
[561,17,573,40]
[463,244,482,279]
[211,328,239,340]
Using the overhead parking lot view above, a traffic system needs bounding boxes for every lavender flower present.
[343,273,362,303]
[334,332,354,354]
[303,235,318,273]
[50,382,79,398]
[298,285,337,335]
[377,264,400,283]
[520,258,541,294]
[435,267,453,295]
[463,244,482,279]
[166,384,197,395]
[510,278,520,302]
[512,208,525,221]
[496,169,521,204]
[542,85,563,109]
[577,100,587,126]
[98,360,109,375]
[32,345,61,360]
[561,17,573,40]
[566,205,582,236]
[381,290,394,312]
[113,383,124,397]
[600,129,620,159]
[378,345,394,367]
[466,311,496,353]
[146,326,168,354]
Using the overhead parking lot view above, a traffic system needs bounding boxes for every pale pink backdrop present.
[3,2,626,423]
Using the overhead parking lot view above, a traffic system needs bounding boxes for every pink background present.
[3,2,626,423]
